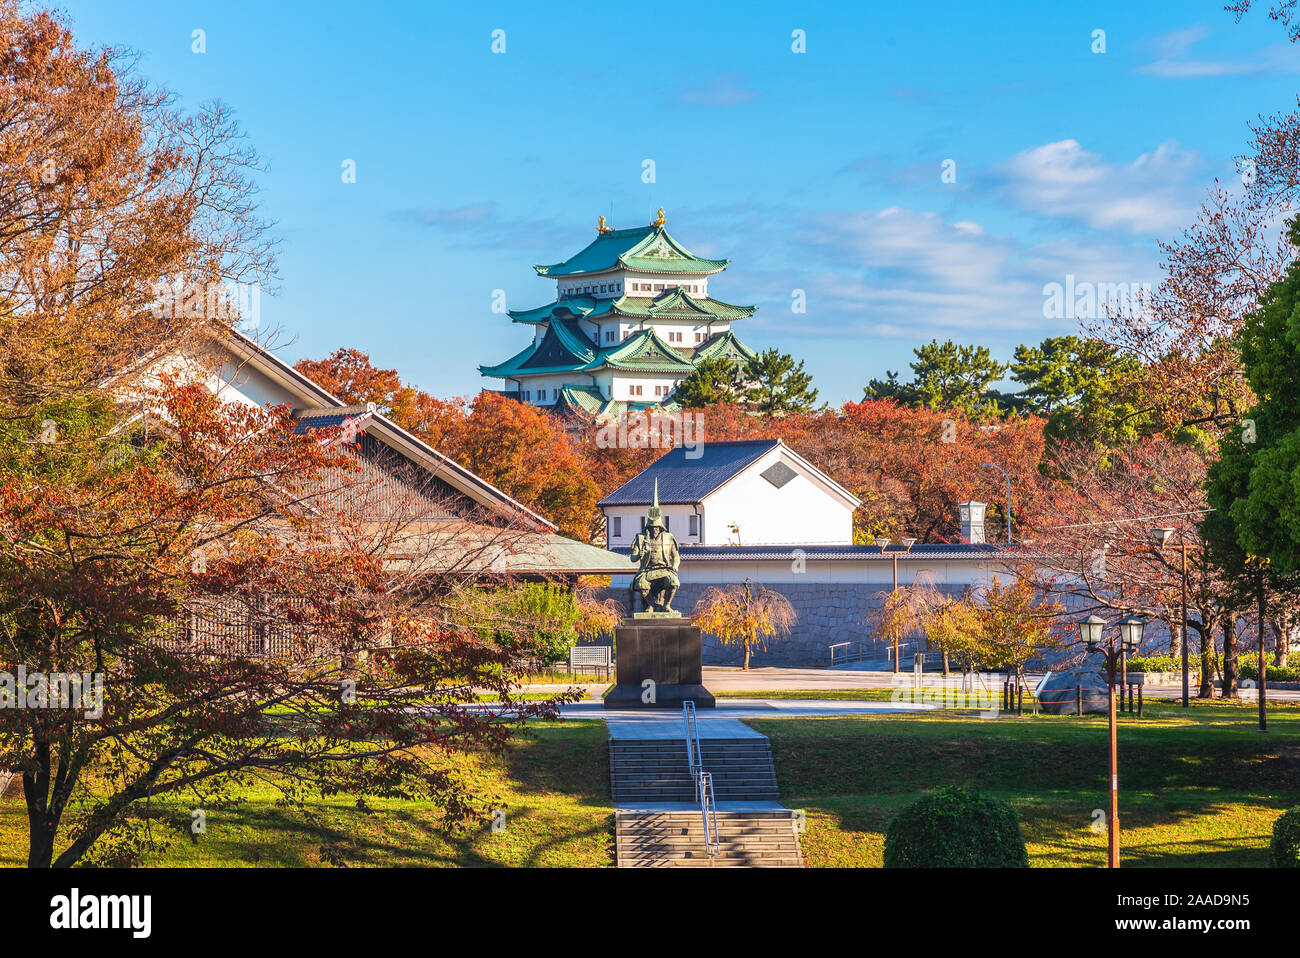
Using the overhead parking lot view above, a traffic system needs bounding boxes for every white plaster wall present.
[604,504,703,548]
[673,557,1014,588]
[699,449,854,545]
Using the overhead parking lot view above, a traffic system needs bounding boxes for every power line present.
[1039,508,1214,532]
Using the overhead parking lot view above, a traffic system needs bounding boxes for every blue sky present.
[55,0,1300,404]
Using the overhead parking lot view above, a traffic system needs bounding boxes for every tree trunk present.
[1168,617,1182,658]
[743,637,751,670]
[22,758,54,868]
[1196,622,1215,699]
[1273,611,1290,668]
[1222,618,1239,699]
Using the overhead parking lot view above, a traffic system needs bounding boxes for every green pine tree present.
[674,354,742,407]
[741,348,820,415]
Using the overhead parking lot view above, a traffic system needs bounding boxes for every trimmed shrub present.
[884,786,1029,868]
[1240,662,1300,682]
[1270,806,1300,868]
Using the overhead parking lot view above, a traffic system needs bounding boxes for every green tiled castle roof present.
[595,328,698,373]
[534,225,729,277]
[507,287,755,326]
[691,328,757,364]
[480,326,704,379]
[554,385,681,421]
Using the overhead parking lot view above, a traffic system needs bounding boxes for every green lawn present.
[3,699,1294,868]
[753,698,1300,868]
[0,720,615,868]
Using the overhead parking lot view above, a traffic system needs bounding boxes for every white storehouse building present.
[598,439,1022,666]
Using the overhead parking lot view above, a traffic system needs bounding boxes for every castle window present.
[689,515,699,536]
[612,516,622,538]
[630,385,643,397]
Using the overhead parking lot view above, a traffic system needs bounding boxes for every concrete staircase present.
[615,804,803,867]
[609,733,801,867]
[609,738,780,803]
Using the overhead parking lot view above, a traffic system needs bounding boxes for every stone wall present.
[591,582,968,668]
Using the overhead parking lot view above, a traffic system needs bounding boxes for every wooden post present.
[1076,684,1083,716]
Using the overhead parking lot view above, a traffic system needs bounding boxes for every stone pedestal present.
[603,618,715,709]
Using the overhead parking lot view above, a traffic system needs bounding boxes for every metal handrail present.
[698,770,720,858]
[682,701,718,856]
[682,700,701,790]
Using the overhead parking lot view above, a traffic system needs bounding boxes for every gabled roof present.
[598,438,862,510]
[507,288,755,326]
[218,328,345,410]
[535,225,729,277]
[598,439,781,506]
[610,287,756,322]
[594,328,698,373]
[207,331,558,533]
[691,328,757,364]
[481,326,699,379]
[478,317,596,378]
[554,385,680,421]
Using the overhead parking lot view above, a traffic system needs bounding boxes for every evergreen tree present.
[1009,335,1153,446]
[674,354,742,407]
[865,339,1006,418]
[741,348,820,415]
[1206,221,1300,575]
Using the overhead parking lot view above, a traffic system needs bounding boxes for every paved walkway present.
[534,665,1300,703]
[569,697,933,732]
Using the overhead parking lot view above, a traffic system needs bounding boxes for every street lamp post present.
[1151,527,1190,708]
[1080,613,1143,869]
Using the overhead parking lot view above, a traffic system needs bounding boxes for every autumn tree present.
[0,2,274,419]
[692,580,796,669]
[443,391,600,541]
[3,377,571,868]
[0,7,571,869]
[295,350,596,540]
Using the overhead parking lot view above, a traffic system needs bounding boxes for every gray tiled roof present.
[597,439,780,507]
[607,543,1039,562]
[293,412,366,434]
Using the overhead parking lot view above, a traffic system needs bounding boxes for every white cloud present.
[1137,31,1300,78]
[1150,25,1212,60]
[995,139,1201,235]
[674,73,760,108]
[773,205,1161,343]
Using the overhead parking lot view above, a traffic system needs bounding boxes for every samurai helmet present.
[645,478,666,530]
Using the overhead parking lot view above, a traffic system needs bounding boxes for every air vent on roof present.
[760,461,797,489]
